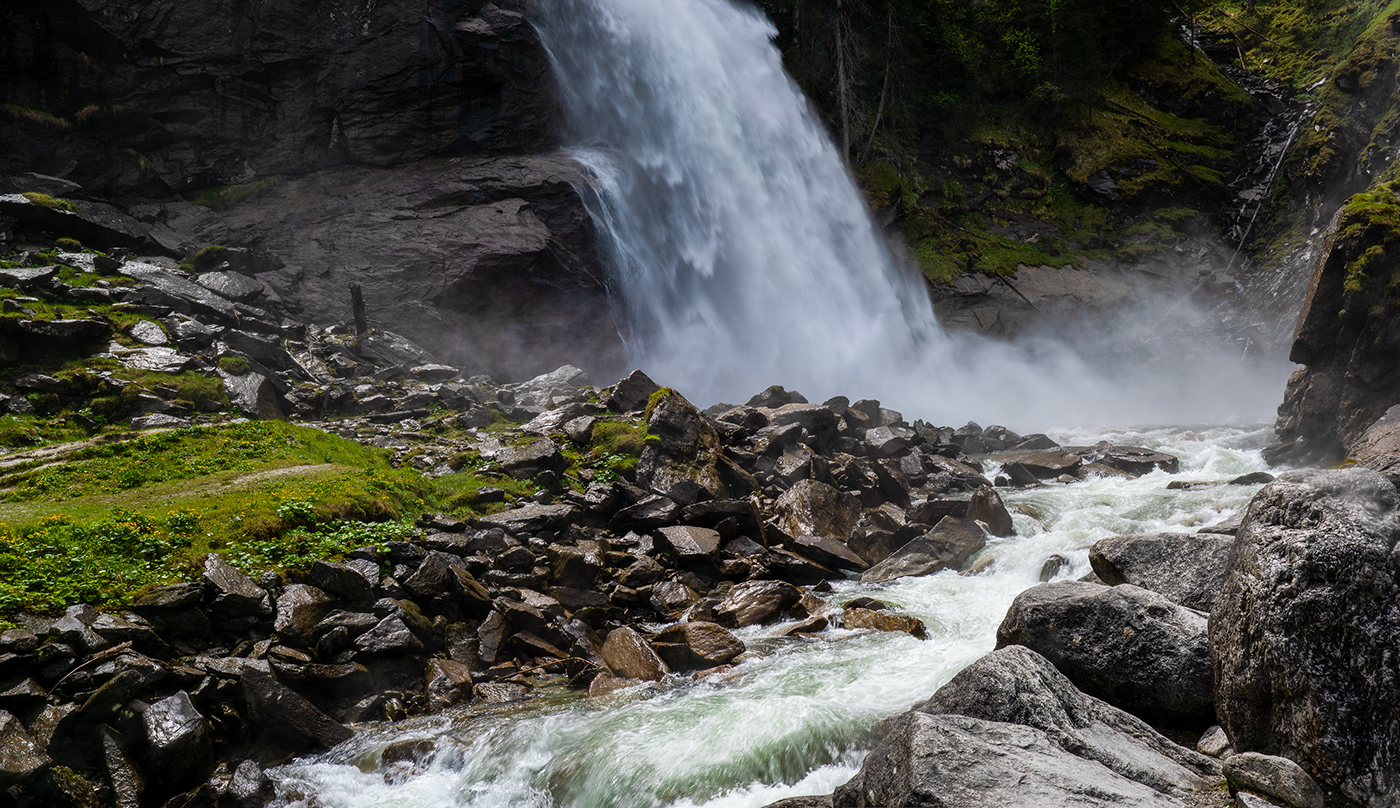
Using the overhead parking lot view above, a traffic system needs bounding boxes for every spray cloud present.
[533,0,1291,430]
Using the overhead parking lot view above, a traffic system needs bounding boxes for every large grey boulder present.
[997,581,1214,729]
[1089,532,1234,611]
[1212,469,1400,806]
[914,646,1219,795]
[832,713,1187,807]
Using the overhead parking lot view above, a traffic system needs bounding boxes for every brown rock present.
[773,480,860,540]
[967,486,1015,538]
[600,626,668,681]
[859,517,988,584]
[842,607,928,639]
[714,580,801,627]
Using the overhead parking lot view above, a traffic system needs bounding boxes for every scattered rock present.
[240,667,354,749]
[142,691,213,795]
[600,626,668,681]
[773,480,861,541]
[1089,532,1233,611]
[842,608,927,639]
[0,709,49,785]
[1222,752,1324,808]
[860,517,987,584]
[715,580,801,627]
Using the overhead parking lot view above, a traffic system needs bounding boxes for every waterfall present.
[532,0,946,408]
[532,0,1292,428]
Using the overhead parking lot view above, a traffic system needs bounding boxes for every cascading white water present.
[532,0,948,408]
[270,425,1274,808]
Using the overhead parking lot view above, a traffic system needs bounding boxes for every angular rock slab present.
[714,580,801,628]
[860,517,987,584]
[997,581,1214,729]
[773,479,861,542]
[241,667,353,749]
[636,390,728,501]
[915,646,1219,795]
[832,713,1187,807]
[0,709,49,785]
[142,691,213,795]
[1212,469,1400,806]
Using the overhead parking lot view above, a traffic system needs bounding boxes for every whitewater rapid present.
[270,424,1272,808]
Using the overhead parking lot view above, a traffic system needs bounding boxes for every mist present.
[533,0,1294,432]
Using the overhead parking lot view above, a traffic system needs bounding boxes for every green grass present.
[0,417,586,622]
[0,422,437,618]
[20,193,78,213]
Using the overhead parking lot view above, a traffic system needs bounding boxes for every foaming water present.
[270,425,1273,808]
[531,0,1291,427]
[532,0,944,408]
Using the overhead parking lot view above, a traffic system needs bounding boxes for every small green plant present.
[55,238,82,252]
[20,193,78,213]
[217,356,252,376]
[192,245,228,271]
[275,497,318,525]
[644,388,674,420]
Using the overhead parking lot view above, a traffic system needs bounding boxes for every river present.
[270,423,1271,808]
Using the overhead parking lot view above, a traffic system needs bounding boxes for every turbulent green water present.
[272,425,1272,808]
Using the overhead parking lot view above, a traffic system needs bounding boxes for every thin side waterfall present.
[532,0,948,408]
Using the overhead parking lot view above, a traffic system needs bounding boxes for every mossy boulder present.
[1273,183,1400,463]
[636,390,728,503]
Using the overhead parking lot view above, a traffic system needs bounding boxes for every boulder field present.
[777,467,1400,808]
[0,240,1199,807]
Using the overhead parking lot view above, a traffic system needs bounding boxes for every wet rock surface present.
[1089,532,1234,611]
[996,581,1215,729]
[1212,469,1400,806]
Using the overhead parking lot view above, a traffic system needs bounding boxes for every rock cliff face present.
[1269,184,1400,465]
[1,0,624,381]
[2,0,556,196]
